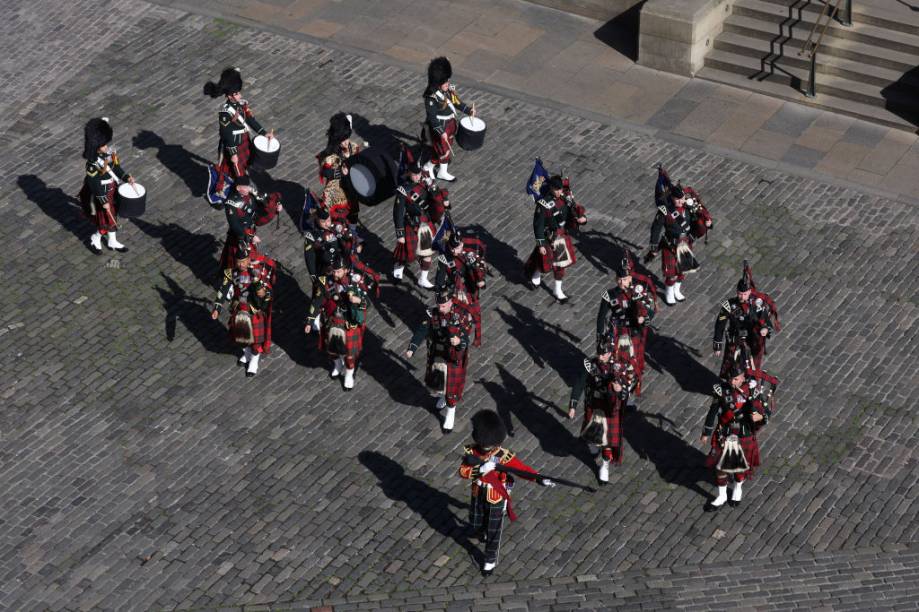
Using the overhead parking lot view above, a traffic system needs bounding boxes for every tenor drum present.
[456,116,486,151]
[346,147,398,206]
[252,134,281,169]
[116,182,146,217]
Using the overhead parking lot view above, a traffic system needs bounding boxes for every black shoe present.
[246,370,256,378]
[703,502,721,513]
[105,244,129,253]
[90,243,102,255]
[728,499,740,508]
[555,295,569,304]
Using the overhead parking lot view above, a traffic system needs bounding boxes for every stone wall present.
[638,0,734,76]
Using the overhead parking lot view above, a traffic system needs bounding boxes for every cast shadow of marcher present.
[17,174,92,248]
[624,409,711,499]
[881,66,919,132]
[496,297,584,388]
[153,273,236,356]
[575,228,656,285]
[464,224,521,286]
[350,113,420,159]
[133,130,211,197]
[271,261,324,370]
[479,364,597,474]
[132,218,221,288]
[359,451,481,565]
[643,332,720,396]
[360,329,434,417]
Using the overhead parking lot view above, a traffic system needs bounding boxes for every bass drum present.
[345,147,398,206]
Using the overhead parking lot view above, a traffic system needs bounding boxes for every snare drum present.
[456,116,486,151]
[345,147,398,206]
[116,182,146,217]
[252,134,281,169]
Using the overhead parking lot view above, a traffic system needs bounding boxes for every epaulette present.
[538,198,554,210]
[396,186,408,197]
[303,231,314,242]
[497,448,515,464]
[583,358,596,375]
[720,299,731,312]
[85,163,98,176]
[712,384,723,397]
[657,205,667,216]
[463,444,475,455]
[437,253,449,265]
[322,154,340,167]
[601,290,612,304]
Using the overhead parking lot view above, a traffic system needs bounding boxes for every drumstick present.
[131,181,139,196]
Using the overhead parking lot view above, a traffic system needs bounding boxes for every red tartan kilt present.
[661,245,679,278]
[633,332,647,393]
[431,119,457,162]
[319,320,364,360]
[706,433,761,475]
[425,354,467,401]
[584,398,624,463]
[393,224,417,264]
[79,181,118,231]
[215,133,252,181]
[526,234,575,273]
[230,306,271,352]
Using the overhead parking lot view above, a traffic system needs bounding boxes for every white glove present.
[479,462,495,476]
[540,478,556,488]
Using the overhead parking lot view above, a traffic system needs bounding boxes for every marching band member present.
[204,67,273,192]
[211,245,277,377]
[392,158,450,287]
[218,175,282,285]
[434,232,487,346]
[424,56,475,182]
[317,112,364,227]
[524,175,587,302]
[714,262,780,377]
[405,289,474,432]
[78,118,135,254]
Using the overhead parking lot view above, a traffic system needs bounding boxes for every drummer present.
[317,112,365,230]
[204,67,274,193]
[424,56,475,182]
[78,117,136,254]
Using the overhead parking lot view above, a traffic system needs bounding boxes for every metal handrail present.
[797,0,852,98]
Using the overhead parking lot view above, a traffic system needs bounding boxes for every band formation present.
[78,58,782,577]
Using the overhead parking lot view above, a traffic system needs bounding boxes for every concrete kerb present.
[146,0,912,206]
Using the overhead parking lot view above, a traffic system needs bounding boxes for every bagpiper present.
[434,232,487,346]
[568,335,639,484]
[713,261,781,377]
[78,118,136,254]
[218,175,282,285]
[405,289,474,431]
[700,364,778,511]
[459,410,550,576]
[305,255,371,390]
[595,255,656,405]
[392,157,450,287]
[317,112,365,228]
[303,207,358,294]
[203,67,274,193]
[423,56,475,182]
[645,180,712,305]
[524,175,587,302]
[211,245,277,377]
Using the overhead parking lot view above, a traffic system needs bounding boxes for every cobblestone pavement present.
[1,0,917,610]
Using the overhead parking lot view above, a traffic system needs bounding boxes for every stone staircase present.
[697,0,919,131]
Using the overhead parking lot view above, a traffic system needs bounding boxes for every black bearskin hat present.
[435,289,452,305]
[316,207,330,221]
[670,183,685,200]
[326,112,352,148]
[726,362,746,380]
[204,67,243,98]
[736,275,751,293]
[83,118,113,160]
[615,257,632,279]
[471,410,506,448]
[331,253,348,270]
[234,174,251,187]
[547,175,565,192]
[406,157,425,175]
[447,233,463,251]
[236,242,251,260]
[427,56,452,88]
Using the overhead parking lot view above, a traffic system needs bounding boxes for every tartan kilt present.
[526,233,575,273]
[425,353,467,401]
[393,224,418,264]
[78,181,118,231]
[230,304,271,352]
[319,317,364,361]
[661,238,696,278]
[706,432,761,475]
[431,118,458,163]
[582,397,624,463]
[215,133,252,186]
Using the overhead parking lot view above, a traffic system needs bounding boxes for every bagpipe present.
[742,260,781,332]
[462,454,595,492]
[655,164,713,242]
